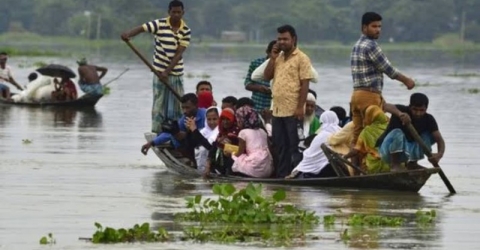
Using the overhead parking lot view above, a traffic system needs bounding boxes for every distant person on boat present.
[186,106,219,173]
[235,97,272,137]
[196,81,217,106]
[349,12,415,159]
[230,106,273,178]
[244,40,276,112]
[221,96,237,110]
[344,105,390,174]
[286,111,341,179]
[121,0,191,133]
[377,93,445,171]
[204,108,240,177]
[0,52,23,100]
[51,77,78,101]
[28,72,38,82]
[263,24,313,178]
[77,58,107,96]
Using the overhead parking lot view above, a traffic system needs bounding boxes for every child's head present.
[221,96,237,110]
[205,107,219,130]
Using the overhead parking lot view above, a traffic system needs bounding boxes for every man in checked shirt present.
[348,12,415,166]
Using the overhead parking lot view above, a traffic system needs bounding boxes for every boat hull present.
[0,94,103,107]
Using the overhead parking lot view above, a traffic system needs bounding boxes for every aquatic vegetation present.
[346,214,404,227]
[323,214,336,226]
[22,139,32,144]
[467,88,479,94]
[39,233,55,245]
[416,209,437,225]
[199,73,211,79]
[91,222,169,243]
[185,72,195,78]
[446,72,480,77]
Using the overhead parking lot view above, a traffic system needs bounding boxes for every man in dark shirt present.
[377,93,445,171]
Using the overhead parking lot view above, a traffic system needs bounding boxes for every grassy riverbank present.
[2,32,480,57]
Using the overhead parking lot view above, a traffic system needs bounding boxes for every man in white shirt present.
[0,52,23,99]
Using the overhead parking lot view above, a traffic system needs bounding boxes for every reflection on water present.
[1,61,480,250]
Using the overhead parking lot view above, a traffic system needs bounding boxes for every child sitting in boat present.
[230,105,273,178]
[204,108,240,177]
[286,111,342,179]
[51,77,78,102]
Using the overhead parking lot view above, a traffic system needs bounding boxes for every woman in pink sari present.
[231,106,273,178]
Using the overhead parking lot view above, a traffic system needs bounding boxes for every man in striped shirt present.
[121,0,191,133]
[349,12,415,162]
[244,40,276,112]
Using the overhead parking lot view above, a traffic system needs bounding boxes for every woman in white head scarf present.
[194,106,220,173]
[287,110,341,179]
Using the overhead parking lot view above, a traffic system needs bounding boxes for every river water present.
[1,52,480,250]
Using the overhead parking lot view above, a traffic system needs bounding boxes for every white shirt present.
[0,66,12,84]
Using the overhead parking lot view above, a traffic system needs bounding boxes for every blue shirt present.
[178,108,206,132]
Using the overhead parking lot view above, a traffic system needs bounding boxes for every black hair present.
[277,25,297,46]
[330,106,347,121]
[0,52,7,56]
[235,97,255,110]
[196,80,212,91]
[28,72,38,82]
[266,40,276,53]
[206,108,219,116]
[168,0,184,10]
[362,12,382,27]
[222,96,237,105]
[181,93,198,105]
[308,89,317,99]
[409,93,429,108]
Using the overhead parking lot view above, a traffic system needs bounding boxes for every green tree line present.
[1,0,480,43]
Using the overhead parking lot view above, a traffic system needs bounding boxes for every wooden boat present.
[144,133,439,193]
[0,94,103,107]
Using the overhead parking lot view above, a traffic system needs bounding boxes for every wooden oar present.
[406,123,456,194]
[123,40,181,100]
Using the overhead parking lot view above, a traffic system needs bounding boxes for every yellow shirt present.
[271,48,313,117]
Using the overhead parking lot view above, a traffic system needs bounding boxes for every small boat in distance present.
[144,133,440,193]
[0,93,103,108]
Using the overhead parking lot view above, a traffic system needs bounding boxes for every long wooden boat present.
[144,133,439,193]
[0,94,103,107]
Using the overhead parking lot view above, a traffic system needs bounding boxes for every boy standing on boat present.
[377,93,445,171]
[121,0,191,134]
[349,12,415,156]
[263,25,313,178]
[77,58,107,96]
[0,52,23,99]
[244,40,276,112]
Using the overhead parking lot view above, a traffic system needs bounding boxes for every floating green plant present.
[198,73,211,79]
[185,72,195,78]
[39,233,55,245]
[467,88,479,94]
[415,209,437,225]
[346,214,405,227]
[91,222,169,243]
[102,86,111,95]
[446,73,480,77]
[22,139,32,144]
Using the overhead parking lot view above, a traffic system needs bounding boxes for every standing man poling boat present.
[263,25,313,178]
[77,58,108,96]
[121,0,191,134]
[0,52,23,100]
[348,12,416,162]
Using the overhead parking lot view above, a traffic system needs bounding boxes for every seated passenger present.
[286,111,341,179]
[327,121,355,175]
[204,108,240,176]
[221,96,237,110]
[344,105,390,174]
[330,106,351,128]
[303,92,321,137]
[197,91,214,109]
[230,106,273,178]
[196,80,217,106]
[308,89,325,118]
[377,93,445,171]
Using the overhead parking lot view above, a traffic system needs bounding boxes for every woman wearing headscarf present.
[327,121,355,176]
[286,111,342,179]
[185,106,220,173]
[346,105,390,174]
[204,108,240,176]
[231,106,273,178]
